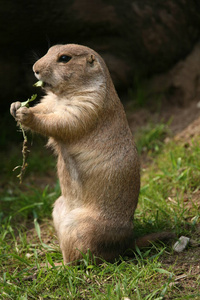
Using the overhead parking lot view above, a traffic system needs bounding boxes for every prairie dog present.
[10,44,161,264]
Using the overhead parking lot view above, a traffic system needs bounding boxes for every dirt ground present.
[126,98,200,139]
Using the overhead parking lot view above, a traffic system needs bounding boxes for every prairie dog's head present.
[33,44,107,96]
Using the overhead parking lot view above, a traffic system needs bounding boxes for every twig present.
[13,94,38,183]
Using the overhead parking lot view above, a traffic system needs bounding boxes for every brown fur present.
[10,44,172,264]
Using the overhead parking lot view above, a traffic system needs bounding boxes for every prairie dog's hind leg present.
[52,199,133,264]
[52,197,95,263]
[52,196,70,237]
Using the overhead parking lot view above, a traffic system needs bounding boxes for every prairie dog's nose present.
[33,62,40,75]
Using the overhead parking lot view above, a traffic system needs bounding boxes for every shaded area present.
[1,0,200,113]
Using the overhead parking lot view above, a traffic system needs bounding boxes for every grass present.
[128,77,162,109]
[135,122,171,155]
[0,122,200,299]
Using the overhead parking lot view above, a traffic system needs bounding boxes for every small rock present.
[25,253,32,258]
[173,236,190,252]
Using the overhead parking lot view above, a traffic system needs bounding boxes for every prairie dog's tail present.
[133,232,176,249]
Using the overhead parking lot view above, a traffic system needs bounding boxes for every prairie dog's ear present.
[87,54,96,64]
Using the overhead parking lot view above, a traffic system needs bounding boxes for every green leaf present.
[33,80,44,87]
[21,94,37,108]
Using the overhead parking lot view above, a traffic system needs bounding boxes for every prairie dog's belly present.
[56,147,83,209]
[56,140,137,219]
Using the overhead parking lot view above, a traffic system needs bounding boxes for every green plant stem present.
[13,93,38,183]
[13,122,29,184]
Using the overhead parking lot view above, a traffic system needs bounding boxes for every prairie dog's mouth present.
[34,80,52,89]
[42,81,52,88]
[34,80,44,87]
[34,73,53,89]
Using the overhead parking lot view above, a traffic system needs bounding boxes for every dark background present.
[1,0,200,127]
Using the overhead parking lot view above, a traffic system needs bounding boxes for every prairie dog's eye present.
[58,55,72,63]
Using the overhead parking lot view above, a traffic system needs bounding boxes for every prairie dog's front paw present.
[10,101,21,118]
[15,107,33,125]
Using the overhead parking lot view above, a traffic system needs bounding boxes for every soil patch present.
[126,99,200,137]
